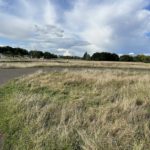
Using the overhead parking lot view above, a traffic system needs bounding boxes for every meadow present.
[1,59,150,70]
[0,64,150,149]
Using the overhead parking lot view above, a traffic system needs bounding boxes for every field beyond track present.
[1,59,150,70]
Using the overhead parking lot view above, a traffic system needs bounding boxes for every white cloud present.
[0,13,33,39]
[129,52,135,55]
[64,0,150,53]
[0,0,90,55]
[43,0,56,25]
[63,50,72,56]
[57,48,72,56]
[0,0,58,39]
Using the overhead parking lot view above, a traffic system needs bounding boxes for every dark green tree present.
[0,46,28,57]
[120,55,134,62]
[135,55,150,63]
[29,50,44,58]
[83,52,91,60]
[44,52,57,59]
[91,52,119,61]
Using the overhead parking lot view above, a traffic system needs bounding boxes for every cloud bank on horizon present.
[0,0,150,56]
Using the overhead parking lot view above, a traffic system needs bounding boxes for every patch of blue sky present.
[145,32,150,37]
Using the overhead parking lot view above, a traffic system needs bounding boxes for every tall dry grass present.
[1,59,150,70]
[0,69,150,149]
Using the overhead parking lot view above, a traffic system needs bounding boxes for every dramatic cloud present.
[64,0,150,54]
[0,0,150,55]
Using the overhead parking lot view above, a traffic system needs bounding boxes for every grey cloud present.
[34,24,64,38]
[27,24,91,52]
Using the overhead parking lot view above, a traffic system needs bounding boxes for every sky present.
[0,0,150,56]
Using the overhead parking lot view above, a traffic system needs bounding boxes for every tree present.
[0,46,28,57]
[13,48,28,56]
[0,46,14,56]
[91,52,119,61]
[44,52,57,59]
[83,52,91,60]
[119,55,134,62]
[134,55,150,63]
[29,50,44,58]
[59,56,81,59]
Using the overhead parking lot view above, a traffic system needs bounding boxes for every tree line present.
[83,52,150,63]
[0,46,57,59]
[1,46,150,62]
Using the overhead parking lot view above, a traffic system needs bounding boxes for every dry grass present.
[0,69,150,149]
[1,59,150,70]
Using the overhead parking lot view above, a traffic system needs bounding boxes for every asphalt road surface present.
[0,67,68,86]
